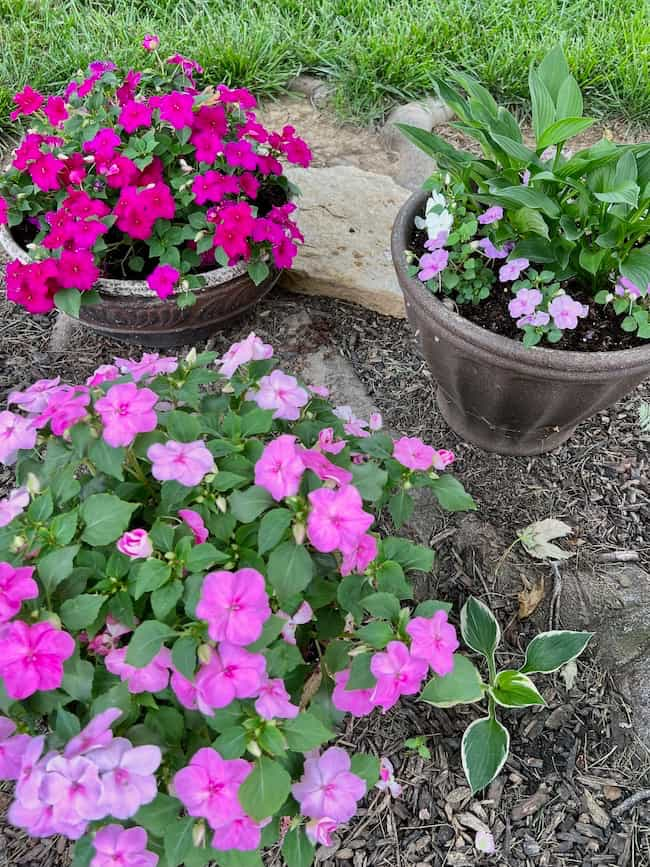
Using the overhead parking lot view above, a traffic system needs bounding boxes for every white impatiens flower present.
[415,192,453,239]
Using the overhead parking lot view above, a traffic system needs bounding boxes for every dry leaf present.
[518,576,546,619]
[300,666,322,709]
[518,518,573,560]
[561,658,578,690]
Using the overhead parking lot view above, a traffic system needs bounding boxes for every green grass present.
[0,0,648,130]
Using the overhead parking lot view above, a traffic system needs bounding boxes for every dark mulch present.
[1,287,650,866]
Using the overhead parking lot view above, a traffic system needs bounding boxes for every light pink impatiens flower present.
[369,641,428,712]
[173,748,252,829]
[147,439,216,487]
[0,717,30,780]
[217,332,273,378]
[254,435,305,501]
[178,508,209,543]
[92,737,161,819]
[432,449,455,471]
[548,294,589,330]
[0,487,29,527]
[248,370,309,421]
[91,824,158,867]
[0,411,37,466]
[0,621,75,700]
[0,562,38,622]
[64,708,122,758]
[376,757,402,797]
[194,643,266,709]
[332,669,375,718]
[7,377,61,415]
[105,646,172,694]
[254,677,299,720]
[196,568,271,646]
[95,382,158,447]
[116,529,153,560]
[40,755,105,822]
[306,817,338,846]
[300,449,353,487]
[307,485,373,554]
[292,747,366,822]
[317,428,346,455]
[406,609,459,676]
[211,813,266,852]
[278,601,313,644]
[392,436,435,472]
[114,353,178,383]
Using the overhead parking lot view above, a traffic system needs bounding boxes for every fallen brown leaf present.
[518,575,546,619]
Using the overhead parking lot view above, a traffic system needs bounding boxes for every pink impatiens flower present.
[195,643,266,709]
[499,258,529,281]
[116,529,153,560]
[392,436,435,472]
[92,738,161,819]
[211,813,266,852]
[34,386,91,436]
[0,488,29,527]
[292,747,366,822]
[369,641,428,712]
[0,717,30,780]
[254,435,305,501]
[376,757,402,797]
[7,377,61,415]
[278,601,313,644]
[406,610,459,676]
[11,85,44,121]
[548,294,589,330]
[478,238,514,259]
[478,206,503,225]
[217,332,274,378]
[508,287,543,319]
[95,383,158,447]
[114,352,178,383]
[178,509,208,544]
[300,449,353,487]
[248,370,309,421]
[173,748,251,828]
[317,428,346,455]
[196,568,271,646]
[0,411,37,465]
[40,755,105,822]
[105,647,172,694]
[332,669,375,718]
[0,562,38,622]
[0,621,75,699]
[306,817,338,846]
[432,448,455,471]
[91,825,158,867]
[254,677,300,720]
[307,485,374,554]
[340,533,378,576]
[142,33,160,51]
[64,708,122,759]
[417,249,449,281]
[147,439,216,486]
[146,264,179,300]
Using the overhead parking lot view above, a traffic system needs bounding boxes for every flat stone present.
[48,312,77,353]
[296,346,378,419]
[381,101,439,191]
[280,165,409,318]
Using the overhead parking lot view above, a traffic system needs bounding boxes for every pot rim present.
[391,189,650,374]
[0,224,249,298]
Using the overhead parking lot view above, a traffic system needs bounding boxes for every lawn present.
[0,0,648,127]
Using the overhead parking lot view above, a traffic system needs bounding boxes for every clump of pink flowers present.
[0,39,312,316]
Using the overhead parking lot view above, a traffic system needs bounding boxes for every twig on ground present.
[612,788,650,819]
[548,561,563,630]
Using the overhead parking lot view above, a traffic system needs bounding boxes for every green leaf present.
[356,621,394,649]
[213,725,247,759]
[229,486,274,522]
[538,117,594,150]
[375,560,412,599]
[350,753,380,791]
[395,124,474,168]
[389,489,414,528]
[267,541,314,604]
[80,494,137,545]
[49,509,79,545]
[350,462,388,502]
[491,670,545,707]
[420,654,484,707]
[37,544,79,595]
[537,45,571,102]
[346,652,376,690]
[508,207,549,239]
[133,559,171,599]
[185,543,227,572]
[171,636,197,680]
[126,621,176,668]
[414,599,452,618]
[164,816,195,867]
[247,259,270,286]
[71,835,94,867]
[528,68,555,145]
[62,656,95,703]
[489,134,538,164]
[60,594,106,631]
[362,592,401,621]
[460,597,500,658]
[483,185,560,218]
[282,827,315,867]
[620,246,650,290]
[381,538,435,573]
[55,707,80,742]
[240,408,275,437]
[594,182,639,207]
[151,580,183,620]
[54,287,82,318]
[258,508,293,555]
[282,711,333,751]
[461,716,510,794]
[520,630,592,674]
[578,247,607,275]
[429,475,476,512]
[134,793,181,836]
[238,757,291,821]
[556,76,583,119]
[88,439,125,481]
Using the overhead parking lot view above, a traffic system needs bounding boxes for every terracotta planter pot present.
[391,191,650,456]
[0,226,280,348]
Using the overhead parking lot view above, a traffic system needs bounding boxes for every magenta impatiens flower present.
[147,439,215,486]
[499,257,529,281]
[11,85,44,121]
[0,717,30,780]
[173,748,251,828]
[369,641,428,712]
[548,294,589,330]
[105,646,171,694]
[178,509,209,544]
[332,669,375,718]
[0,621,75,699]
[91,737,161,819]
[95,382,158,447]
[0,487,29,528]
[146,264,179,300]
[292,747,366,822]
[254,677,299,720]
[392,436,435,471]
[508,287,543,320]
[64,708,122,759]
[196,568,271,645]
[0,562,38,622]
[254,435,305,501]
[142,33,160,51]
[340,533,378,576]
[307,485,373,554]
[0,411,37,465]
[116,529,153,560]
[217,332,273,378]
[195,643,266,709]
[417,249,449,281]
[248,370,309,421]
[478,205,503,225]
[91,825,158,867]
[406,610,459,676]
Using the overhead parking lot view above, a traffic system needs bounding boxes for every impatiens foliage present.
[0,38,311,316]
[0,336,590,865]
[401,46,650,346]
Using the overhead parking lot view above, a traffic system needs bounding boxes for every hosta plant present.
[0,337,591,867]
[400,46,650,347]
[0,36,311,317]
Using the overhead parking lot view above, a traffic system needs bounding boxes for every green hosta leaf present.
[483,185,560,219]
[429,475,476,512]
[395,124,474,168]
[60,594,106,631]
[461,715,510,794]
[238,757,291,821]
[528,68,555,145]
[55,287,82,318]
[267,541,314,604]
[594,182,639,207]
[133,559,171,599]
[126,621,176,668]
[556,75,583,119]
[88,439,125,481]
[164,816,195,867]
[460,597,500,658]
[229,486,274,522]
[258,508,293,555]
[489,134,538,164]
[389,489,414,528]
[537,45,571,101]
[520,630,592,674]
[350,462,388,502]
[282,827,315,867]
[508,207,549,239]
[80,494,137,545]
[356,621,394,649]
[282,711,333,751]
[134,793,181,836]
[350,753,380,791]
[420,654,484,707]
[538,117,594,149]
[491,670,545,707]
[620,246,650,291]
[171,635,197,680]
[346,652,376,690]
[37,544,80,595]
[362,592,401,621]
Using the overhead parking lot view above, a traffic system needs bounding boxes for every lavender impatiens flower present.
[417,249,449,281]
[508,288,543,320]
[548,295,589,330]
[477,205,503,225]
[499,258,529,282]
[478,238,513,260]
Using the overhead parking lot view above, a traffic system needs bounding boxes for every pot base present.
[436,387,576,456]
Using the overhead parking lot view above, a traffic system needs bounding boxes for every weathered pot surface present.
[0,225,280,348]
[391,190,650,456]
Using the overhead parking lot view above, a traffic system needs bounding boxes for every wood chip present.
[603,785,622,802]
[511,784,551,821]
[584,791,610,829]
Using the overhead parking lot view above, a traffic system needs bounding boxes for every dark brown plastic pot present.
[392,191,650,456]
[0,226,280,349]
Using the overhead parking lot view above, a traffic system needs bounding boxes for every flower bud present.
[25,473,41,495]
[179,158,193,174]
[247,739,262,758]
[469,239,481,250]
[9,535,27,553]
[185,347,197,367]
[292,522,306,545]
[222,383,235,394]
[197,643,213,665]
[44,612,62,629]
[192,821,207,848]
[216,496,227,514]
